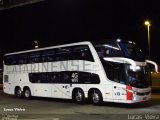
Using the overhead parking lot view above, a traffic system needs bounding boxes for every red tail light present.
[126,86,133,100]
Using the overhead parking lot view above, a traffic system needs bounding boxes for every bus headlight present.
[129,65,141,71]
[136,66,141,70]
[133,96,137,101]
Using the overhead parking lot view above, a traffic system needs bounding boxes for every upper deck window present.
[73,45,94,62]
[95,43,122,58]
[4,45,94,65]
[119,42,145,61]
[94,40,145,62]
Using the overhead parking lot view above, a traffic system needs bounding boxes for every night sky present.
[0,0,160,66]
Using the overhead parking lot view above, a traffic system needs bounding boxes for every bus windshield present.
[126,65,151,88]
[100,60,151,88]
[119,42,145,61]
[94,41,145,61]
[94,40,150,88]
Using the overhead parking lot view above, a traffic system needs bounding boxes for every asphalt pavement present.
[0,91,160,120]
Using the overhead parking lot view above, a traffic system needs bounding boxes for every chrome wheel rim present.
[25,90,30,98]
[75,91,82,102]
[92,92,100,103]
[17,89,22,97]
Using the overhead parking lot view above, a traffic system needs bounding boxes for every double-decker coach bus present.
[3,39,155,105]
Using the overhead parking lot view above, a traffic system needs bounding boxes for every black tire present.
[15,87,23,98]
[73,89,85,104]
[24,88,31,99]
[91,90,103,105]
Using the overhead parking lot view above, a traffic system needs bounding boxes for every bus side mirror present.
[146,60,159,73]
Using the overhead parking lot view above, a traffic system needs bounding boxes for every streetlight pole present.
[144,20,151,59]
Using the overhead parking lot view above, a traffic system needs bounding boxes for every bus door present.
[103,61,127,101]
[59,72,73,99]
[111,63,127,101]
[51,72,72,99]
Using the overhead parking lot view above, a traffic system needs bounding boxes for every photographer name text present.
[128,114,159,120]
[3,107,25,112]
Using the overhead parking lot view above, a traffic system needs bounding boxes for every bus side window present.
[11,55,17,65]
[50,72,60,83]
[41,50,55,62]
[73,45,94,62]
[110,44,121,57]
[29,73,41,83]
[5,55,17,65]
[57,47,71,61]
[29,52,41,63]
[41,73,47,83]
[103,43,121,57]
[4,56,8,65]
[4,56,12,65]
[18,54,29,64]
[61,72,71,83]
[103,61,126,84]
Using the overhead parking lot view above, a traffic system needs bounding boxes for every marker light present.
[133,96,137,101]
[117,39,121,42]
[136,66,141,70]
[130,65,141,71]
[128,41,133,44]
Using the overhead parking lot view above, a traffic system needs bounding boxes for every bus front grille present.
[136,91,151,96]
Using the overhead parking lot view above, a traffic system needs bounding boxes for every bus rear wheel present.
[73,89,85,104]
[91,90,103,105]
[24,88,31,99]
[15,87,23,98]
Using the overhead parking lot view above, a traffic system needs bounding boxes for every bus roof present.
[4,41,92,56]
[92,39,135,45]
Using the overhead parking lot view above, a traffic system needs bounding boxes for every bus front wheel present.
[24,88,31,99]
[91,90,103,105]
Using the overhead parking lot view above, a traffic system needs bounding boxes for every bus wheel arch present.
[72,88,85,104]
[15,86,23,98]
[23,86,32,99]
[88,88,103,105]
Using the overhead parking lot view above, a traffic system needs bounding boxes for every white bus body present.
[3,40,152,104]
